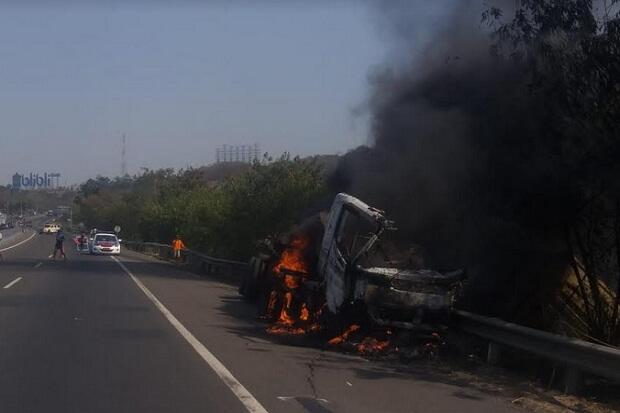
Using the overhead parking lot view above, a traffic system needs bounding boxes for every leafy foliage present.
[0,185,75,215]
[74,156,326,259]
[485,0,620,345]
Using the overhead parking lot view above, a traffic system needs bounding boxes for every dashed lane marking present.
[3,277,22,289]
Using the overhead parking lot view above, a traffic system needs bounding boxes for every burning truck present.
[239,193,465,337]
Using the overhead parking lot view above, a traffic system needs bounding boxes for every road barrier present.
[0,229,38,252]
[455,310,620,393]
[122,241,249,281]
[122,240,619,394]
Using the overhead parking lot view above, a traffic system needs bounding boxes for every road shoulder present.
[116,250,528,413]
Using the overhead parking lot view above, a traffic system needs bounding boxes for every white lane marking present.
[0,232,37,252]
[34,262,43,268]
[277,396,329,403]
[3,277,23,289]
[111,256,269,413]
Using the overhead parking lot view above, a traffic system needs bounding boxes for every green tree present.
[486,0,620,345]
[73,155,326,259]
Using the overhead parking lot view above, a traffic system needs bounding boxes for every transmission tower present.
[121,134,127,176]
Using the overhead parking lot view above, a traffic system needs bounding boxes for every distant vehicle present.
[42,223,61,234]
[46,210,55,217]
[90,233,121,255]
[1,220,15,230]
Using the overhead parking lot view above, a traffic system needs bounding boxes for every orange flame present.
[357,337,390,354]
[283,275,299,289]
[266,291,278,314]
[273,237,309,276]
[328,325,391,354]
[276,292,295,325]
[300,303,310,321]
[266,235,323,336]
[328,324,361,345]
[266,236,393,352]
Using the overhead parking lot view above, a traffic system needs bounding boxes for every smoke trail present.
[332,1,576,321]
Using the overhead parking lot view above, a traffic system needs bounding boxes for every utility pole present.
[121,134,127,177]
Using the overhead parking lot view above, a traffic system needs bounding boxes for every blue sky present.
[0,1,462,184]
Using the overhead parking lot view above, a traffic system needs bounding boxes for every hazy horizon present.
[0,1,460,185]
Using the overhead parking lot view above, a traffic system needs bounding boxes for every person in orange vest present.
[172,235,186,260]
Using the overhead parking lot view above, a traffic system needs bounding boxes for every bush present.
[74,155,326,259]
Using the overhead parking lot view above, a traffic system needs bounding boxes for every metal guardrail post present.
[487,342,502,365]
[455,310,620,393]
[121,241,250,279]
[564,366,583,394]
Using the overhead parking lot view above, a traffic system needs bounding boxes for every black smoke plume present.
[331,1,579,323]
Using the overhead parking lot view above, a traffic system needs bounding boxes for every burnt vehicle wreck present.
[239,193,465,333]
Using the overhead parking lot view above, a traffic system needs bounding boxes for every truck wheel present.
[255,262,278,317]
[239,257,266,300]
[238,258,254,297]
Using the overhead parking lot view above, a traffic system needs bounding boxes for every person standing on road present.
[78,232,88,252]
[172,235,186,261]
[52,228,66,262]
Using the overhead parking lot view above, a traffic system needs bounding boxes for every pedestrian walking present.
[52,228,67,262]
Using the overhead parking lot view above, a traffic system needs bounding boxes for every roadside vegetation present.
[485,0,620,347]
[75,1,620,348]
[73,155,328,259]
[0,186,75,215]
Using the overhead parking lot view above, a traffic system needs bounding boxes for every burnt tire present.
[238,259,254,298]
[239,257,267,301]
[254,262,277,318]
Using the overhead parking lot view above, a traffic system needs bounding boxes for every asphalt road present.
[0,215,46,245]
[0,233,523,413]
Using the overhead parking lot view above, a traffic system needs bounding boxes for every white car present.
[90,233,121,255]
[42,223,61,234]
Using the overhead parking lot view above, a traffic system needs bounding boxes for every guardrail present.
[0,228,38,252]
[122,241,250,280]
[121,240,618,394]
[454,310,620,393]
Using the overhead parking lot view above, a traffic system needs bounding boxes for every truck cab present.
[243,193,464,331]
[319,193,464,329]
